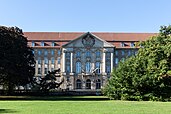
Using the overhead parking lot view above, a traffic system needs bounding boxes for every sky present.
[0,0,171,33]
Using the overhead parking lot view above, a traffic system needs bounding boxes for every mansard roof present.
[24,32,157,48]
[24,32,157,41]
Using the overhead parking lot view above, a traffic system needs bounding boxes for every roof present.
[24,32,157,41]
[24,32,157,48]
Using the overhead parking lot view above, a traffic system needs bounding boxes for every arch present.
[76,79,82,89]
[96,79,101,89]
[86,79,91,89]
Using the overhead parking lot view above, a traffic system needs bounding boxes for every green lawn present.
[0,96,171,114]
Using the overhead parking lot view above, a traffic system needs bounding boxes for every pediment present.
[62,32,114,48]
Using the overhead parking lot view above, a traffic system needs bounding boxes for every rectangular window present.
[121,50,125,56]
[76,51,81,58]
[76,62,81,73]
[44,50,48,56]
[58,50,61,56]
[115,58,119,64]
[115,50,118,56]
[32,50,34,54]
[57,57,60,64]
[38,50,42,55]
[51,68,54,72]
[51,57,55,64]
[128,50,131,56]
[38,57,41,64]
[86,51,91,57]
[51,50,55,56]
[38,68,41,74]
[44,57,48,64]
[44,68,48,74]
[96,51,101,57]
[66,61,70,73]
[106,62,111,73]
[106,66,111,73]
[132,50,135,55]
[95,62,101,74]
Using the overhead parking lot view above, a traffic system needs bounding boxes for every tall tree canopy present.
[0,26,35,94]
[103,25,171,101]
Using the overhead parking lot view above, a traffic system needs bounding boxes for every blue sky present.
[0,0,170,32]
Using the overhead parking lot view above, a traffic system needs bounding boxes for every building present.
[24,32,156,91]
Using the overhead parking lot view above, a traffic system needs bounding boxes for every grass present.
[0,96,171,114]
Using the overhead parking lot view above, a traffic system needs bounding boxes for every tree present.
[103,25,171,101]
[0,26,35,95]
[32,68,64,93]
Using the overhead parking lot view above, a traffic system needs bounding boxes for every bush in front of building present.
[103,25,171,101]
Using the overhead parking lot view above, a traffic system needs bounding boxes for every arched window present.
[86,62,91,73]
[96,79,101,89]
[76,62,81,73]
[76,79,82,89]
[95,62,101,73]
[86,79,91,89]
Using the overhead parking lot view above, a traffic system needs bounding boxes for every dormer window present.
[121,42,125,47]
[52,41,55,46]
[32,41,35,47]
[130,42,135,47]
[41,41,44,46]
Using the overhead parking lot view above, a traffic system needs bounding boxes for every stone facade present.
[26,32,156,92]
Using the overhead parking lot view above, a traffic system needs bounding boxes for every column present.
[111,53,113,72]
[103,52,106,73]
[62,51,65,73]
[70,52,73,73]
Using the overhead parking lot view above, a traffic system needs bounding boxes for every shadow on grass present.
[0,96,110,101]
[0,109,18,113]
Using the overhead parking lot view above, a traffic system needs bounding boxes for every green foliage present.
[0,26,35,95]
[103,25,171,101]
[32,69,64,93]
